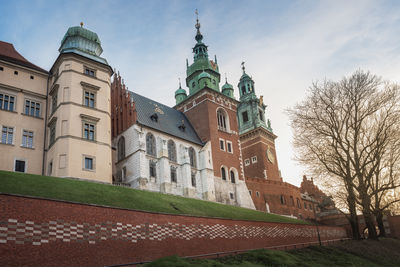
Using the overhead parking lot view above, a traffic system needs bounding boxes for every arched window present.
[168,140,176,162]
[189,147,196,168]
[117,136,125,161]
[221,167,226,180]
[146,133,156,156]
[230,170,235,183]
[241,86,246,95]
[217,108,228,131]
[192,81,195,88]
[280,195,286,205]
[290,196,295,206]
[297,198,301,208]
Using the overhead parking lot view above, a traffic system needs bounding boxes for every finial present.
[214,55,217,64]
[241,61,245,74]
[225,73,227,83]
[186,58,189,68]
[80,22,84,27]
[178,78,181,88]
[194,9,203,42]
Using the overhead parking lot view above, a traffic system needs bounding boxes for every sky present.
[2,0,400,187]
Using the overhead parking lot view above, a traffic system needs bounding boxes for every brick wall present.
[0,194,348,266]
[387,215,400,238]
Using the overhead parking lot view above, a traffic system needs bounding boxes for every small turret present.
[175,80,187,105]
[238,62,255,99]
[222,75,234,99]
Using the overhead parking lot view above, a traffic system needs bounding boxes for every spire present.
[241,61,246,74]
[195,9,203,43]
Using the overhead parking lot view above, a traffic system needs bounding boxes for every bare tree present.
[288,70,400,240]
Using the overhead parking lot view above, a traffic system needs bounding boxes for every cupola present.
[175,81,187,105]
[238,62,255,99]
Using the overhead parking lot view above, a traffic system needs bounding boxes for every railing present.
[103,238,351,267]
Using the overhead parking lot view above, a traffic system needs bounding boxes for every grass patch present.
[0,170,305,224]
[146,239,400,267]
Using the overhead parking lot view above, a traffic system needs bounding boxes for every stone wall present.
[0,194,348,266]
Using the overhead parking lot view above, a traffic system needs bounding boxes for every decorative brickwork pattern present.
[0,218,347,246]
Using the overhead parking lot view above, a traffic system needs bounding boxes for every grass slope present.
[0,170,305,224]
[146,239,400,267]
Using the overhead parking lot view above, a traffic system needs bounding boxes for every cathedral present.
[0,17,328,220]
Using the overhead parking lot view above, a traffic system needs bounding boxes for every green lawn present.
[146,238,400,267]
[0,170,306,224]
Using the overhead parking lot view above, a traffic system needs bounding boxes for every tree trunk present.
[375,211,386,237]
[347,188,361,240]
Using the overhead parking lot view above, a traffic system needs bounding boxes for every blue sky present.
[2,0,400,186]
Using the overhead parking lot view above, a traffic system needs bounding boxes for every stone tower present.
[237,64,281,181]
[45,24,113,183]
[175,14,254,209]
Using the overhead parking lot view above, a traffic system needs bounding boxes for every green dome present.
[59,26,103,57]
[198,70,211,80]
[240,72,252,81]
[222,81,233,90]
[175,87,187,96]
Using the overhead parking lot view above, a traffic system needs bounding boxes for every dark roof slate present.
[0,41,48,74]
[129,92,203,146]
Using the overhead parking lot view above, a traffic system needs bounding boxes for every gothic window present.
[280,195,286,205]
[118,136,125,161]
[230,170,235,183]
[290,196,295,206]
[221,167,226,180]
[170,166,177,183]
[304,202,307,209]
[259,110,264,121]
[168,140,176,162]
[189,147,196,168]
[149,161,156,177]
[191,173,196,187]
[242,111,249,123]
[146,133,156,156]
[217,108,228,131]
[297,198,301,209]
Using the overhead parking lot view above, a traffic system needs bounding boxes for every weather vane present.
[241,61,245,73]
[178,77,181,87]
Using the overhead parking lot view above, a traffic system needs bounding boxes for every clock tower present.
[237,64,281,181]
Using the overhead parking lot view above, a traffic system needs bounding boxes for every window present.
[146,133,156,156]
[230,170,235,183]
[30,75,34,80]
[25,100,41,117]
[48,161,53,175]
[219,139,225,151]
[84,157,93,170]
[22,130,33,148]
[15,160,25,172]
[117,136,125,161]
[0,66,3,71]
[256,191,260,197]
[309,204,313,210]
[217,109,228,131]
[249,190,252,196]
[244,159,250,166]
[230,193,234,199]
[259,110,264,121]
[191,173,196,187]
[0,93,15,111]
[297,198,301,209]
[241,86,246,95]
[168,140,176,162]
[192,81,195,88]
[280,195,286,205]
[290,196,295,206]
[226,141,232,153]
[304,202,307,209]
[84,90,95,108]
[51,92,57,113]
[251,156,257,163]
[242,111,249,123]
[83,122,95,141]
[14,71,18,75]
[1,126,13,144]
[49,123,56,146]
[84,67,95,77]
[221,167,226,180]
[170,166,177,183]
[149,161,156,177]
[189,147,196,168]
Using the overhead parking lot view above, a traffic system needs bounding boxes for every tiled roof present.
[0,41,48,73]
[129,92,203,146]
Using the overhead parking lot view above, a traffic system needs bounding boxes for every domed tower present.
[221,76,235,99]
[175,81,187,105]
[237,63,281,182]
[185,12,220,95]
[45,23,113,183]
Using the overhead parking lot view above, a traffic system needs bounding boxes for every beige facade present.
[0,52,48,175]
[45,54,112,183]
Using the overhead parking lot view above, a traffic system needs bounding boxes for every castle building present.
[0,18,329,219]
[0,41,48,174]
